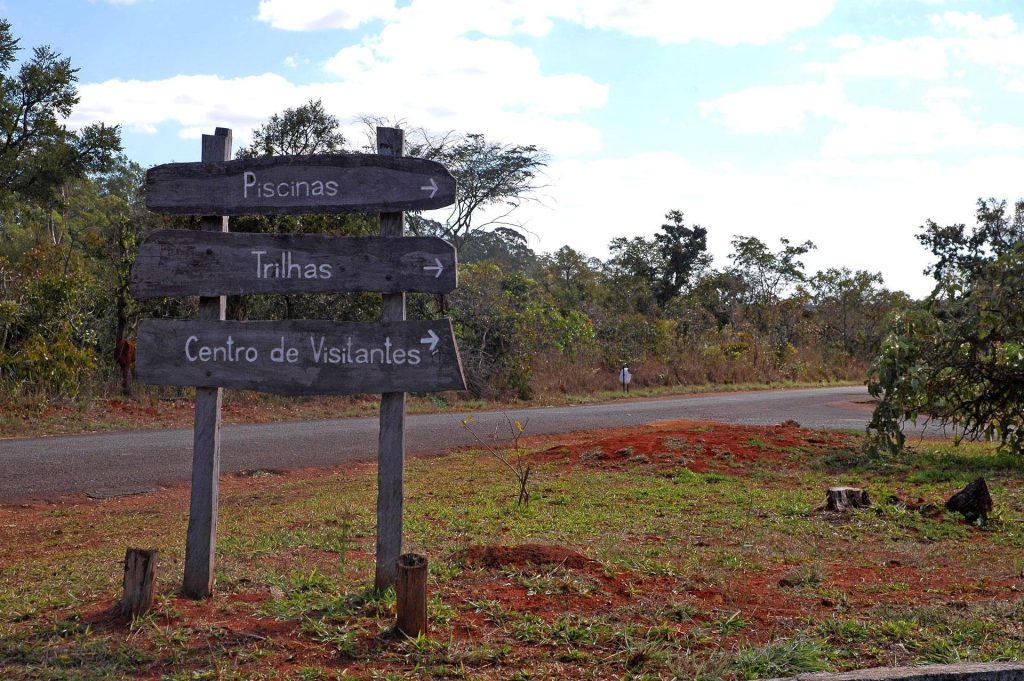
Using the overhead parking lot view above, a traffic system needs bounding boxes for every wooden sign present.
[131,230,457,298]
[146,154,456,215]
[136,319,466,395]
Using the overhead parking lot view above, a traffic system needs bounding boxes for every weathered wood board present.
[131,230,457,298]
[137,319,466,395]
[146,154,456,215]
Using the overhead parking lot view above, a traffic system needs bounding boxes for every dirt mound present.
[460,543,592,569]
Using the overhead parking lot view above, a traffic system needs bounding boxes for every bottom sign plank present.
[137,319,466,395]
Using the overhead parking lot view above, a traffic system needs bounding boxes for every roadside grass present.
[1,426,1022,679]
[0,378,860,438]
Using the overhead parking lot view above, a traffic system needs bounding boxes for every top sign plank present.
[145,153,456,216]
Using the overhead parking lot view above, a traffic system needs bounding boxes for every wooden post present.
[183,127,231,599]
[395,552,427,637]
[375,127,406,592]
[121,548,158,617]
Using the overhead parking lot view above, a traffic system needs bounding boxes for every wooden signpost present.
[136,127,463,600]
[131,231,456,297]
[136,319,464,395]
[146,154,456,215]
[183,128,231,599]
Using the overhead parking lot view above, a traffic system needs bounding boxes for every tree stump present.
[946,477,993,524]
[121,548,157,617]
[114,338,136,398]
[824,487,871,512]
[395,553,427,638]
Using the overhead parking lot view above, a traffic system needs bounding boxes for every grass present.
[0,424,1022,679]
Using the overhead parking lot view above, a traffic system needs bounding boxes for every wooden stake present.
[121,548,158,617]
[375,127,407,592]
[395,552,427,637]
[183,127,231,599]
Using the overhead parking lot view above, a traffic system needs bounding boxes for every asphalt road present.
[0,385,933,503]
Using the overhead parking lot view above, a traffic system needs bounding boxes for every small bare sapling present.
[461,414,532,506]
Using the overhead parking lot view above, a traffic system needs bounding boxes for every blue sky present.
[4,0,1024,297]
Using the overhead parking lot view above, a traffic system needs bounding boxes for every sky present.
[4,0,1024,297]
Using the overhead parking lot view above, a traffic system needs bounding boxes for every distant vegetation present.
[2,19,1021,458]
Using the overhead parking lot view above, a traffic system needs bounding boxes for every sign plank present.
[136,319,466,395]
[146,154,456,215]
[131,230,457,298]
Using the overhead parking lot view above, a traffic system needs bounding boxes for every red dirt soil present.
[529,419,854,473]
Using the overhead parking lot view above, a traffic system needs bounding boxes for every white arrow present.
[420,177,438,198]
[423,258,444,278]
[420,329,440,353]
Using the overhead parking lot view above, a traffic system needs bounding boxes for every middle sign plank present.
[137,319,466,395]
[130,230,457,298]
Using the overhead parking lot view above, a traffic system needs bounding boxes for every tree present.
[237,99,345,158]
[0,20,121,208]
[606,210,708,311]
[728,235,816,306]
[538,245,603,313]
[459,226,537,271]
[653,210,708,305]
[868,198,1024,455]
[231,101,378,322]
[806,268,904,358]
[405,131,548,252]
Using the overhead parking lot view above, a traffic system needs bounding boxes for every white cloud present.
[830,33,862,49]
[810,36,950,80]
[71,62,607,157]
[701,78,1024,158]
[821,101,1024,158]
[812,11,1024,89]
[71,74,294,146]
[256,0,396,31]
[929,11,1016,37]
[699,80,844,134]
[519,151,1024,297]
[563,0,835,46]
[257,0,835,46]
[323,35,607,118]
[704,9,1024,155]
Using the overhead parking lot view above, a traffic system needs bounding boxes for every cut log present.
[824,487,871,512]
[946,477,993,524]
[395,552,427,638]
[121,548,158,617]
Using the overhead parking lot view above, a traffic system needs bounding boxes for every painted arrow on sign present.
[145,153,456,216]
[423,258,444,279]
[420,328,440,353]
[136,319,466,396]
[130,230,457,298]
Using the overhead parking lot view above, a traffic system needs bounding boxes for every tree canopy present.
[0,20,121,208]
[868,198,1024,455]
[405,130,548,252]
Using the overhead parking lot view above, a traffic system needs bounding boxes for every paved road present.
[0,385,930,503]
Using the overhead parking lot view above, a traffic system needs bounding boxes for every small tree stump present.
[824,487,871,512]
[395,553,427,638]
[121,548,158,617]
[946,477,993,524]
[114,338,136,398]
